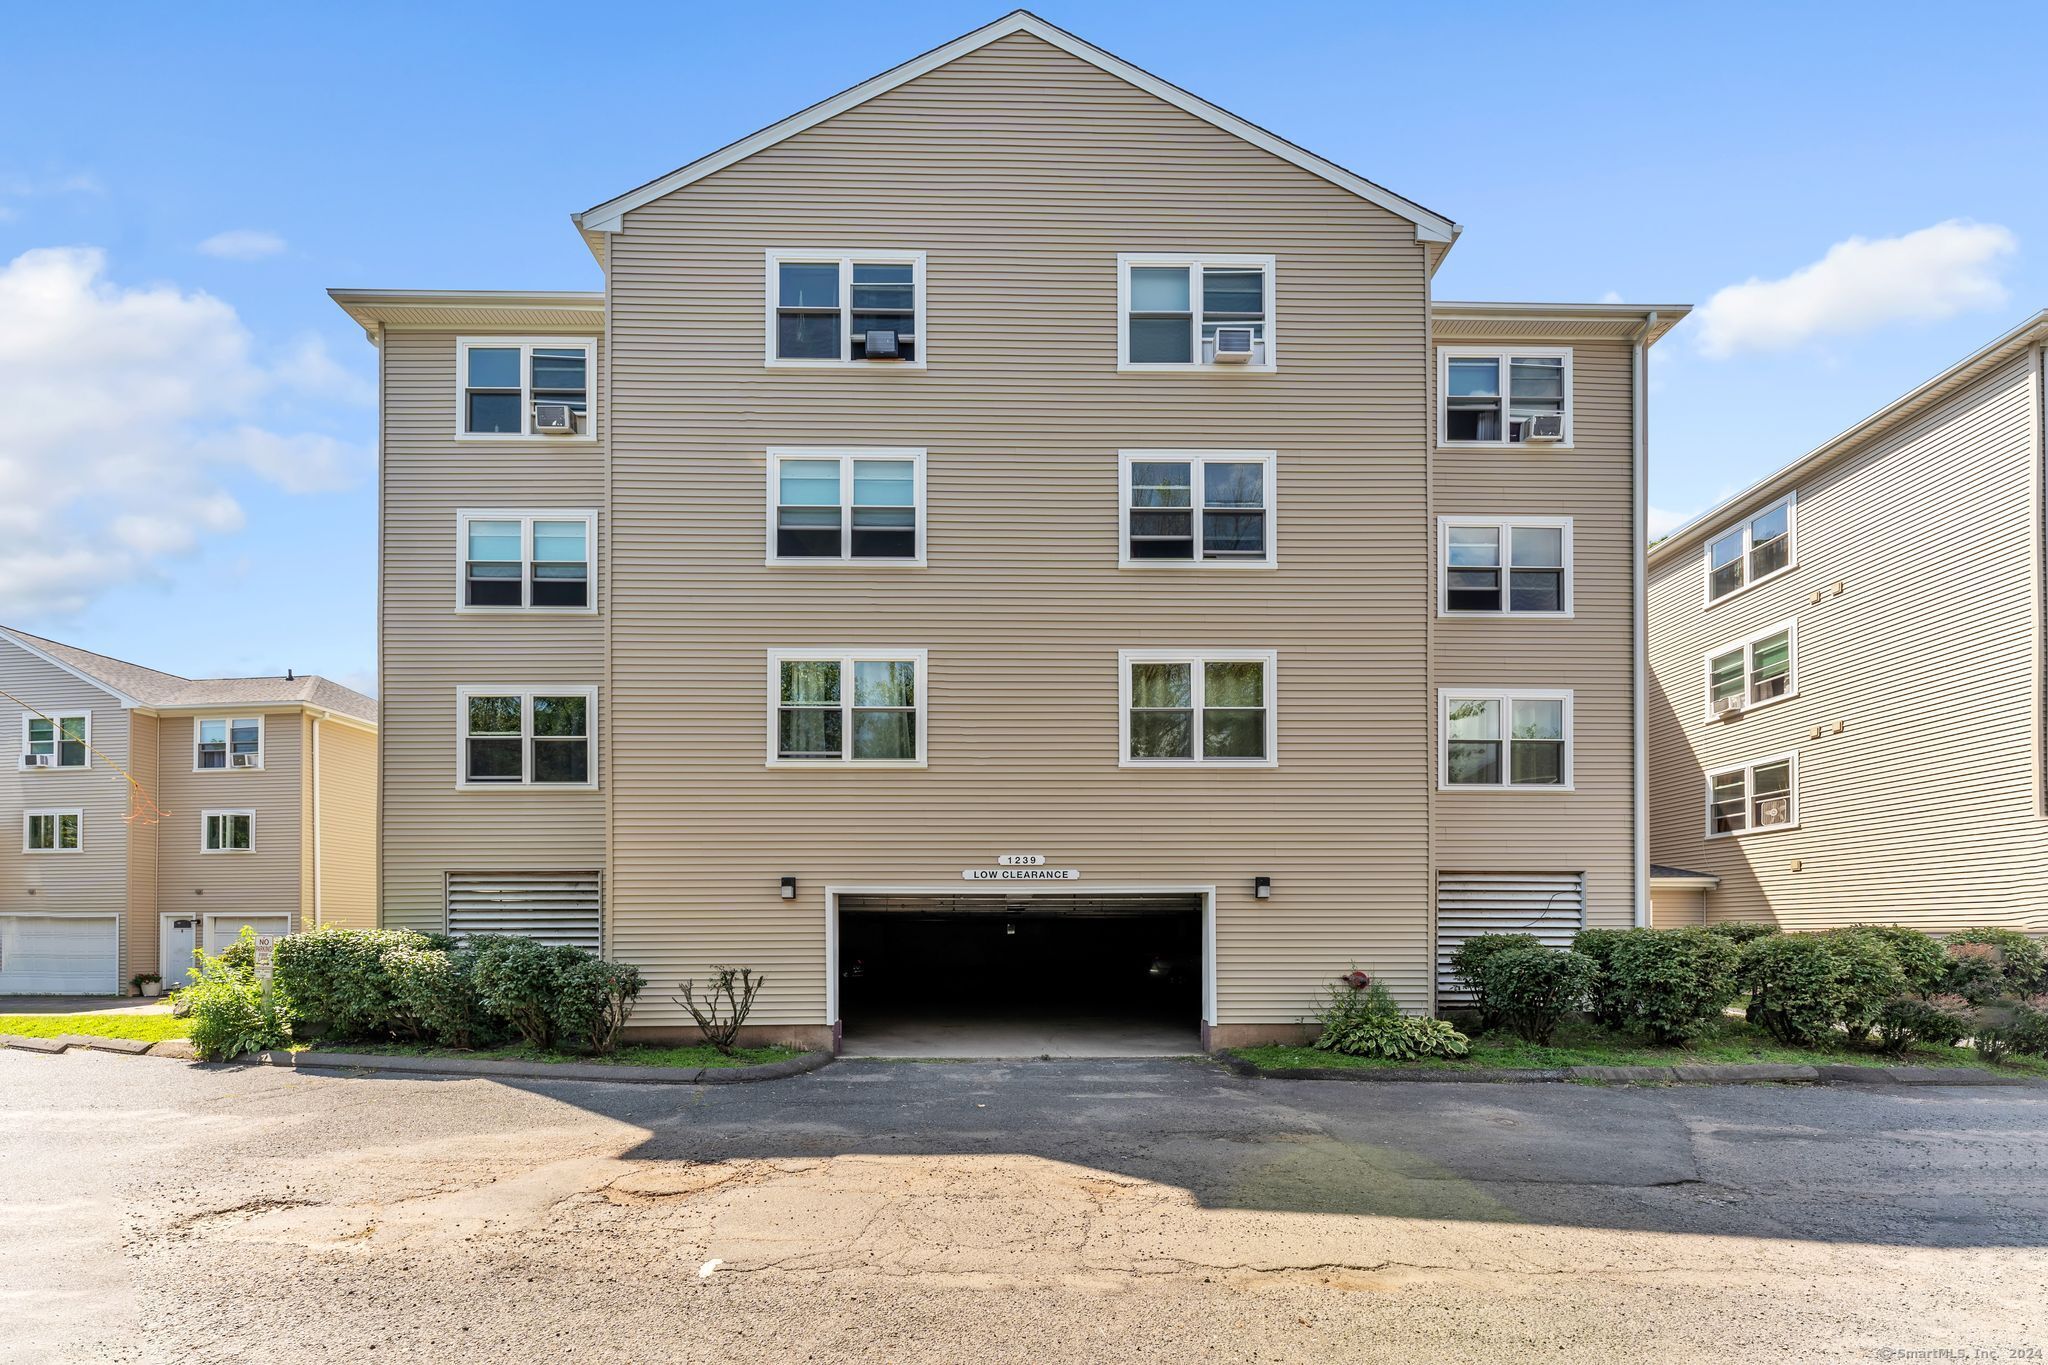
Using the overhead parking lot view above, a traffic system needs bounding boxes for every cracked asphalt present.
[4,1051,2045,1363]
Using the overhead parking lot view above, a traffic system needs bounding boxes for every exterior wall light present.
[780,876,797,900]
[1254,876,1272,900]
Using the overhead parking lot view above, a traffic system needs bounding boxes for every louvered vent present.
[446,871,602,951]
[1435,872,1585,1006]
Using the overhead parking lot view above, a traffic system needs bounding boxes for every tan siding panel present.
[316,720,379,929]
[155,712,306,927]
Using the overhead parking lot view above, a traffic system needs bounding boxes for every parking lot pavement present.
[4,1050,2045,1363]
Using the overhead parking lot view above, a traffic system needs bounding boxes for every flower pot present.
[141,982,162,998]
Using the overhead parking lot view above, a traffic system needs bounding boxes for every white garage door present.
[0,914,120,995]
[204,915,292,954]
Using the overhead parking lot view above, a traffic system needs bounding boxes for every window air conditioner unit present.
[861,329,902,360]
[20,753,53,769]
[1523,413,1566,442]
[533,402,576,435]
[1757,797,1791,826]
[231,752,260,769]
[1712,694,1745,718]
[1210,326,1257,363]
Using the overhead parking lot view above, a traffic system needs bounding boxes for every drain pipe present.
[1632,312,1658,927]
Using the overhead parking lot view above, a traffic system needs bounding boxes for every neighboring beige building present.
[335,11,1684,1051]
[0,627,376,994]
[1647,312,2048,935]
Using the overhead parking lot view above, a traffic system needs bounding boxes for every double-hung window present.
[196,717,263,771]
[1705,620,1796,719]
[457,510,595,610]
[768,450,924,565]
[1438,348,1571,445]
[768,650,927,765]
[1707,754,1797,837]
[1440,689,1572,789]
[1120,452,1276,566]
[456,338,595,438]
[1120,651,1277,766]
[22,712,89,768]
[457,688,596,789]
[24,809,81,853]
[202,810,255,853]
[1118,255,1276,370]
[1705,493,1795,602]
[1439,517,1571,615]
[766,252,925,365]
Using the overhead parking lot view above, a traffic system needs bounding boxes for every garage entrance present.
[834,892,1206,1057]
[0,913,120,995]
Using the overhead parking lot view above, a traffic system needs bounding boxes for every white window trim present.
[23,808,83,854]
[762,250,929,369]
[20,710,91,769]
[192,715,265,773]
[1118,649,1279,768]
[1704,751,1801,840]
[1117,451,1278,570]
[1702,618,1800,722]
[1702,490,1797,608]
[765,649,930,768]
[1436,347,1575,449]
[454,686,599,791]
[1116,253,1279,373]
[1436,515,1574,617]
[452,336,598,442]
[1437,687,1575,792]
[200,809,257,854]
[764,449,928,568]
[454,508,599,613]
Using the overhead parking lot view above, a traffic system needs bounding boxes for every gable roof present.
[1649,308,2048,565]
[574,10,1458,250]
[0,626,377,724]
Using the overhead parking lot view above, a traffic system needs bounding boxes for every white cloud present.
[1647,506,1694,540]
[197,228,286,261]
[1693,220,2017,358]
[0,172,102,224]
[1598,290,1624,305]
[0,246,369,619]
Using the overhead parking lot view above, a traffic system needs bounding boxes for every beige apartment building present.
[335,11,1684,1051]
[0,627,376,994]
[1647,311,2048,935]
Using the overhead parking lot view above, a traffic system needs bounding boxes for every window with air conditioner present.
[1439,517,1571,615]
[457,510,595,610]
[1120,651,1277,766]
[195,717,263,771]
[1705,621,1796,720]
[768,450,924,565]
[769,650,927,765]
[1440,689,1572,790]
[1705,492,1795,603]
[22,712,89,769]
[23,808,82,853]
[766,252,925,366]
[1438,348,1572,446]
[458,689,596,789]
[1707,754,1798,837]
[456,338,594,439]
[1120,452,1276,567]
[1118,255,1276,370]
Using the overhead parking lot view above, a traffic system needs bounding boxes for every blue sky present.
[4,1,2044,689]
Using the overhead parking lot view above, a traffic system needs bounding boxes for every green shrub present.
[471,937,590,1050]
[1942,943,2008,1005]
[1873,995,1972,1056]
[1450,933,1542,1032]
[184,928,293,1061]
[1475,947,1596,1045]
[1606,927,1741,1044]
[382,943,499,1049]
[1840,925,1948,997]
[1571,928,1635,1029]
[273,927,437,1039]
[1739,934,1843,1047]
[554,955,646,1056]
[2010,997,2048,1057]
[1706,921,1779,946]
[1317,1014,1471,1061]
[1824,929,1909,1044]
[1312,969,1398,1045]
[1945,928,2046,995]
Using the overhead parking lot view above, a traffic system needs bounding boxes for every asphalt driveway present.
[4,1051,2044,1363]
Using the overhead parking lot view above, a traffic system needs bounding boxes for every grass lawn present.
[304,1040,806,1069]
[0,1013,193,1043]
[1234,1017,2048,1077]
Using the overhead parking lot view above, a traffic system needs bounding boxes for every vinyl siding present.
[0,640,133,982]
[155,712,307,930]
[604,32,1434,1025]
[378,329,607,931]
[1646,351,2046,932]
[1431,337,1639,930]
[316,719,378,929]
[126,713,159,980]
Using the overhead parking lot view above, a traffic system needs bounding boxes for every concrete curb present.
[252,1047,835,1085]
[60,1035,155,1055]
[1214,1050,2046,1087]
[0,1034,67,1054]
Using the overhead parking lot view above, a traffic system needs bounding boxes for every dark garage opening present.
[837,894,1204,1057]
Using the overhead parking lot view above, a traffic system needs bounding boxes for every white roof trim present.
[574,10,1457,244]
[0,627,141,707]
